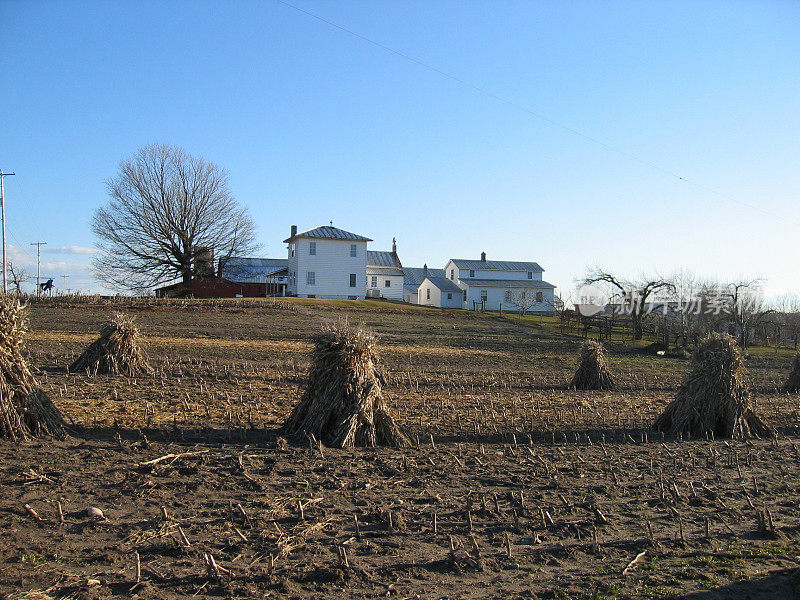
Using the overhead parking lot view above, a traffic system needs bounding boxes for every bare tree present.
[506,289,537,316]
[91,144,258,293]
[583,267,675,341]
[6,262,32,295]
[775,293,800,350]
[724,278,772,349]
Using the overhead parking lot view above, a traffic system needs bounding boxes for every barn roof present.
[450,259,544,272]
[284,226,372,243]
[424,276,464,293]
[222,257,288,283]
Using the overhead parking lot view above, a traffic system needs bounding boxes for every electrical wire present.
[275,0,797,228]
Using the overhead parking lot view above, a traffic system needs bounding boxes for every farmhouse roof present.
[463,278,556,289]
[284,226,372,244]
[450,259,544,272]
[367,251,403,269]
[402,267,446,290]
[424,276,464,293]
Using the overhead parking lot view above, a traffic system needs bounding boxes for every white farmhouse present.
[366,238,404,301]
[284,225,371,299]
[402,266,446,304]
[444,253,556,313]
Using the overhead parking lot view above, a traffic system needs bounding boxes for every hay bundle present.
[0,297,66,440]
[654,332,770,439]
[69,312,150,376]
[569,340,614,390]
[782,353,800,393]
[283,322,409,448]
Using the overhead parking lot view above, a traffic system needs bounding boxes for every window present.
[371,276,378,287]
[481,290,488,302]
[447,293,453,300]
[450,269,454,280]
[384,279,391,287]
[309,242,316,255]
[347,295,358,300]
[290,244,295,257]
[505,290,512,302]
[426,288,430,300]
[463,290,467,301]
[306,271,315,285]
[349,273,357,287]
[536,291,544,303]
[350,244,357,257]
[527,271,532,279]
[469,270,475,277]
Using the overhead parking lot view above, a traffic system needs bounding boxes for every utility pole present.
[0,170,16,294]
[60,274,69,292]
[30,241,46,296]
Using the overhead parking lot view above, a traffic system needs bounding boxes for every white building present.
[284,225,371,299]
[402,266,446,304]
[418,271,465,309]
[366,239,404,301]
[443,253,557,313]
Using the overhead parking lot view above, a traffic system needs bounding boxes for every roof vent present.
[480,252,486,262]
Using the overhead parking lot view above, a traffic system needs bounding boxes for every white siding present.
[463,284,555,312]
[294,238,367,299]
[418,280,463,309]
[366,268,404,301]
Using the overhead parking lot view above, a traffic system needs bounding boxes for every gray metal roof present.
[367,251,402,269]
[450,259,544,272]
[284,226,372,243]
[222,257,288,283]
[462,278,556,289]
[424,276,464,293]
[402,267,446,290]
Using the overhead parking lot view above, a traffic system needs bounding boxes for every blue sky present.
[2,0,798,298]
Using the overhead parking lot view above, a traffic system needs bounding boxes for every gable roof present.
[222,257,288,283]
[424,276,464,294]
[284,225,372,244]
[367,251,402,269]
[461,278,556,289]
[402,267,446,290]
[450,259,544,272]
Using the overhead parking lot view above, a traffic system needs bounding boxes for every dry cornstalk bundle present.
[569,340,614,390]
[283,322,410,448]
[70,312,150,376]
[782,353,800,393]
[654,332,770,439]
[0,297,66,440]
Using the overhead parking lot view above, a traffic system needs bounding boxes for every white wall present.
[418,280,464,309]
[294,238,367,299]
[366,270,404,301]
[464,285,555,312]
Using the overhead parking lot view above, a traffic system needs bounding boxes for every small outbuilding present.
[418,273,465,309]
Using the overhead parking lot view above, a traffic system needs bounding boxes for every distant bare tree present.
[724,278,773,348]
[6,262,32,295]
[775,293,800,350]
[507,289,537,316]
[91,144,258,293]
[583,268,675,341]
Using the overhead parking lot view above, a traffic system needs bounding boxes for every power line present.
[274,0,796,228]
[30,241,46,296]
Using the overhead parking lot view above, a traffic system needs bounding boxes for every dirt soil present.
[2,298,800,600]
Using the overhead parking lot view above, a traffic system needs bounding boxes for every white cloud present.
[42,245,102,255]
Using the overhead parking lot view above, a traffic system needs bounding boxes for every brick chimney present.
[290,225,297,237]
[423,263,428,279]
[480,251,486,262]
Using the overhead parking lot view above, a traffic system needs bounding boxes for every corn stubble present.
[654,332,770,439]
[0,297,65,440]
[283,322,409,448]
[70,312,151,376]
[569,340,615,391]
